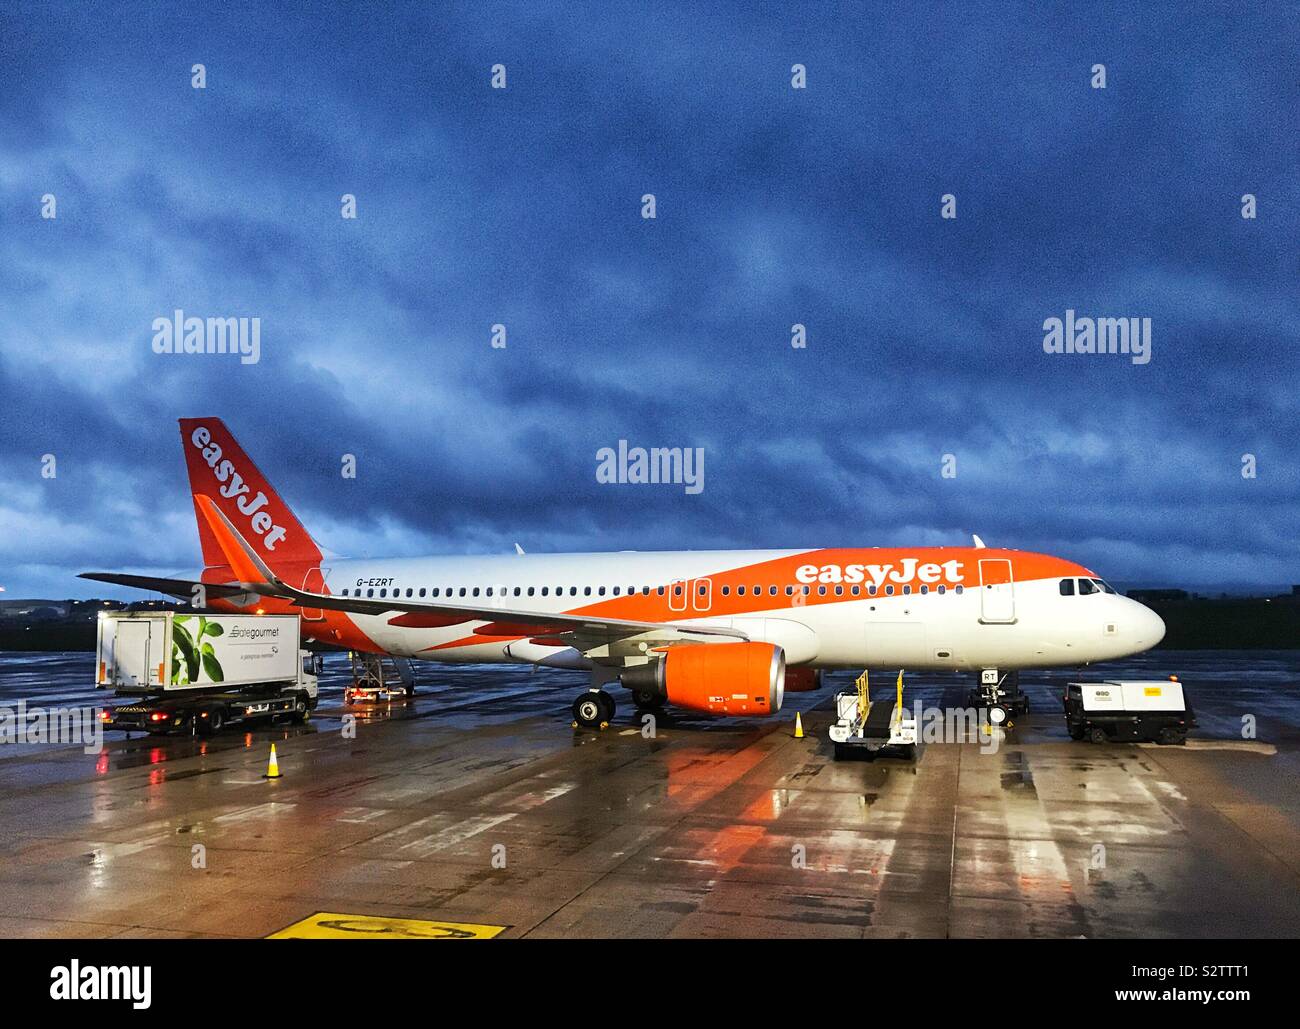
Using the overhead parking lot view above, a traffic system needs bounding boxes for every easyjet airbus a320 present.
[84,418,1166,727]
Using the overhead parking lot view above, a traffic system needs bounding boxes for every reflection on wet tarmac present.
[0,649,1296,937]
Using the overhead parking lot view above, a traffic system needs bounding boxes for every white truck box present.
[97,612,301,692]
[1079,680,1187,712]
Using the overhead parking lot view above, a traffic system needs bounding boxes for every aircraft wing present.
[78,572,265,604]
[85,494,749,646]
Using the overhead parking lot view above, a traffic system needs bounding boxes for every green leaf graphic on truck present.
[171,616,225,684]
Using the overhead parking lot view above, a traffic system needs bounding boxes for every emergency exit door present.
[978,559,1016,623]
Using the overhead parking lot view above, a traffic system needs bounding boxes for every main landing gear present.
[572,689,615,730]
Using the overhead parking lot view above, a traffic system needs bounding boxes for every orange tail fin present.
[178,418,322,571]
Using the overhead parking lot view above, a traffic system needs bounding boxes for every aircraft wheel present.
[631,688,663,712]
[572,692,611,729]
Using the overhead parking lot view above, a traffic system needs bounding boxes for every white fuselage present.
[289,548,1166,672]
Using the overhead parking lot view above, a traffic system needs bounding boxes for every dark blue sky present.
[1,2,1296,599]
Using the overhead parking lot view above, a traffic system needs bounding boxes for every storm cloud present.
[0,2,1296,598]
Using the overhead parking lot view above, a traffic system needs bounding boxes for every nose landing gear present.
[968,669,1029,723]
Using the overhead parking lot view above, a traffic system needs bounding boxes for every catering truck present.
[96,612,319,735]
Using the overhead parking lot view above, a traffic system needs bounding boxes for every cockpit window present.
[1092,578,1116,594]
[1059,579,1075,596]
[1077,578,1099,595]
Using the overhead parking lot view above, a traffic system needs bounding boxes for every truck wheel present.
[1069,726,1085,741]
[199,707,225,736]
[291,695,310,724]
[1158,727,1185,745]
[1089,727,1107,744]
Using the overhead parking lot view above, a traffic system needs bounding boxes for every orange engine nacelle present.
[660,642,785,716]
[784,667,823,693]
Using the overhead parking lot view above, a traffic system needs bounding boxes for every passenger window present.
[955,585,964,595]
[834,585,843,596]
[657,586,665,596]
[1078,578,1098,595]
[721,586,730,596]
[569,587,577,596]
[406,588,413,597]
[919,585,928,595]
[379,588,387,598]
[903,585,911,595]
[769,586,777,596]
[367,588,374,598]
[818,586,827,596]
[1059,579,1075,596]
[851,585,861,596]
[738,586,746,596]
[598,586,606,596]
[612,586,620,596]
[418,588,426,598]
[885,585,895,596]
[584,587,592,596]
[431,588,439,597]
[868,585,877,596]
[937,585,946,595]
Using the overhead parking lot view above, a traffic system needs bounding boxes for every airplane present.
[82,417,1167,728]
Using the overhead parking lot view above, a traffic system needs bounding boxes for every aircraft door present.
[978,559,1016,623]
[302,567,329,621]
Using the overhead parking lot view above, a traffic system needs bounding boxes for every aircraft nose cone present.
[1137,603,1166,647]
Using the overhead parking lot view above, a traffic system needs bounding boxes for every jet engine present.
[623,642,785,716]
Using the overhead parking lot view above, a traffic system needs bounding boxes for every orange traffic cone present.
[794,712,805,739]
[264,743,282,779]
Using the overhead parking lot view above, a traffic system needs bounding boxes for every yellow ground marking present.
[267,911,507,939]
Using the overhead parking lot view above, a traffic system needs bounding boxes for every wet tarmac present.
[0,650,1297,938]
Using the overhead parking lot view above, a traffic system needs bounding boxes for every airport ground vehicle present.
[1064,679,1194,744]
[96,612,319,735]
[829,671,917,759]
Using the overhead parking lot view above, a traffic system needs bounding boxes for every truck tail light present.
[149,712,168,722]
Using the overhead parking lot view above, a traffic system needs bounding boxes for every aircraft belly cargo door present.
[978,559,1016,623]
